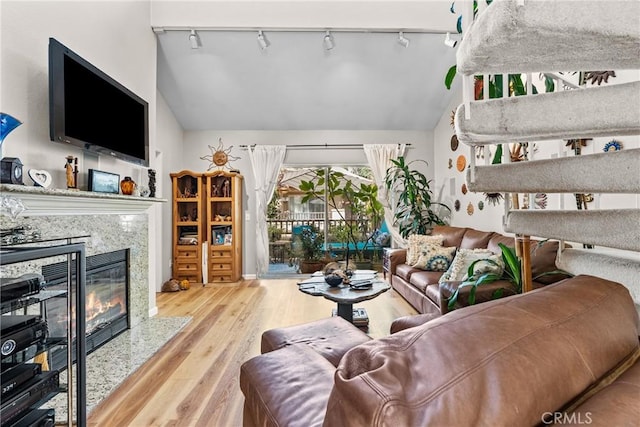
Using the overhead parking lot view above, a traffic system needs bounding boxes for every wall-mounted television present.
[49,38,149,167]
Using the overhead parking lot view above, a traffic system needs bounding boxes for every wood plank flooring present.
[86,278,417,427]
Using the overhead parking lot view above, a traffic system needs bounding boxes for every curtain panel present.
[248,145,287,277]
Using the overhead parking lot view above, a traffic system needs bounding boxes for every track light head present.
[323,31,335,50]
[257,30,270,50]
[397,31,410,48]
[444,32,457,48]
[189,29,200,49]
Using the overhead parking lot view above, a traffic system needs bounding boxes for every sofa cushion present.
[431,225,467,248]
[395,263,422,282]
[439,248,495,283]
[413,245,456,271]
[324,275,640,426]
[424,284,441,306]
[460,228,495,249]
[260,316,371,367]
[406,234,444,266]
[408,271,443,293]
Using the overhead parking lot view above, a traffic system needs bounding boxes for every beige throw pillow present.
[406,234,444,266]
[413,246,457,272]
[439,248,503,283]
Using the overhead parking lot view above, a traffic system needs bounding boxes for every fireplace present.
[42,249,130,371]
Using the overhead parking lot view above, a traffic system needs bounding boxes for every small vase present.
[120,176,136,195]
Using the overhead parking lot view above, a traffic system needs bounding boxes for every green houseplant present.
[384,157,450,239]
[295,225,325,273]
[447,242,572,310]
[299,168,384,265]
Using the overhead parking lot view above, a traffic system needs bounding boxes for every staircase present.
[453,0,640,309]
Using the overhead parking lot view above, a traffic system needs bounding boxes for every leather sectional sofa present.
[387,225,569,315]
[240,275,640,426]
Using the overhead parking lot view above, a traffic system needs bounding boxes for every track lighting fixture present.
[323,31,335,50]
[257,30,270,50]
[189,29,200,49]
[444,32,457,48]
[397,32,410,48]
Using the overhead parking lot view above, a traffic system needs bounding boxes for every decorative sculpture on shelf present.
[65,156,78,189]
[148,169,156,197]
[0,113,22,151]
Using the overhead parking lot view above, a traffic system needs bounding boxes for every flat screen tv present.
[49,38,149,167]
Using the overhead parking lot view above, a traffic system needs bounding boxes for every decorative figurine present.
[222,179,231,197]
[65,156,78,189]
[148,169,156,198]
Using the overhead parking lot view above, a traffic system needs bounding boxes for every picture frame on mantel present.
[88,169,120,194]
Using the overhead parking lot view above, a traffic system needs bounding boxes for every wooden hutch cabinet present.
[204,171,243,282]
[170,170,204,282]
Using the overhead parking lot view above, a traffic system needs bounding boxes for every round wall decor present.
[450,134,459,151]
[454,200,461,212]
[456,155,466,172]
[461,183,467,194]
[478,200,484,211]
[448,158,453,169]
[467,202,474,216]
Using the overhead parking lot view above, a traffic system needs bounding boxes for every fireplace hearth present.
[42,249,129,371]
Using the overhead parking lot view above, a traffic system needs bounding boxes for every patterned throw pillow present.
[406,234,444,266]
[439,249,503,283]
[413,246,457,272]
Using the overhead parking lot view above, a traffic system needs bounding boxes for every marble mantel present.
[0,184,166,215]
[1,184,167,322]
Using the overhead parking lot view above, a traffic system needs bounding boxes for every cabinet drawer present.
[211,248,231,258]
[176,262,199,273]
[176,247,198,258]
[211,262,232,271]
[211,273,233,282]
[210,254,232,263]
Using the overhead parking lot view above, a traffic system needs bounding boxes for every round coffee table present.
[298,273,390,324]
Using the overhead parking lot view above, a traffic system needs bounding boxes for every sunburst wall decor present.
[200,138,241,171]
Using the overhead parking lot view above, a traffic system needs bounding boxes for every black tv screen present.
[49,38,149,166]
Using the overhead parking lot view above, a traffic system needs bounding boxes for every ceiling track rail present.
[239,143,411,151]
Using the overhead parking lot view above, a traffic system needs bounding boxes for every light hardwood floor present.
[86,278,417,427]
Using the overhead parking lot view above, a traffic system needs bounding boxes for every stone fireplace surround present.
[0,184,191,419]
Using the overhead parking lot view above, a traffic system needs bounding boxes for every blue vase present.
[0,113,22,146]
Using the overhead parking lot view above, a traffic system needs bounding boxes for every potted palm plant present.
[384,156,450,239]
[294,225,325,274]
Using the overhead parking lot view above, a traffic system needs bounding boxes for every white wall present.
[180,130,432,277]
[0,0,169,311]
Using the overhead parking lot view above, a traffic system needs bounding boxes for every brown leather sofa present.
[240,275,640,426]
[388,225,569,315]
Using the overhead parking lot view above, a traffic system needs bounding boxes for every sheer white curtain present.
[248,145,287,277]
[363,144,406,247]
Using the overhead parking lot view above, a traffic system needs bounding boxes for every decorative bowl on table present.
[324,273,343,287]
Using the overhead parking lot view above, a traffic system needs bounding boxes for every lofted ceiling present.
[156,30,459,131]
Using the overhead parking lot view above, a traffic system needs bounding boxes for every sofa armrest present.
[439,280,518,314]
[240,344,335,427]
[387,248,407,275]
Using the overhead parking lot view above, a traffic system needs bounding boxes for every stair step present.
[457,0,640,75]
[556,248,640,306]
[466,149,640,194]
[504,209,640,252]
[455,81,640,145]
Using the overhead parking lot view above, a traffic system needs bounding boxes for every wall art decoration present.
[583,70,616,85]
[603,140,623,152]
[466,202,474,215]
[461,183,467,195]
[450,134,459,151]
[477,200,484,211]
[200,137,241,170]
[454,199,461,212]
[535,193,548,209]
[448,158,453,169]
[456,155,466,172]
[484,192,504,206]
